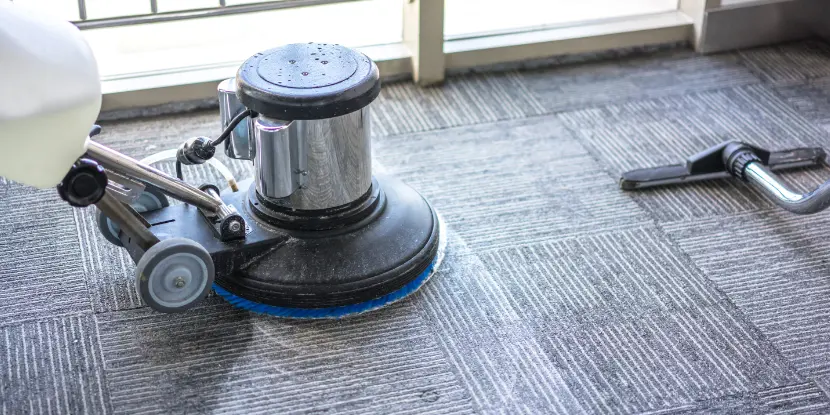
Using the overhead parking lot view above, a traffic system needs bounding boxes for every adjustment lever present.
[620,141,826,190]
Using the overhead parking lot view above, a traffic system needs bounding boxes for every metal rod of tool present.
[86,141,222,213]
[202,186,238,220]
[95,191,160,251]
[744,162,830,214]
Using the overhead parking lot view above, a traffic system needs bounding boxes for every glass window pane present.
[156,0,220,13]
[12,0,80,21]
[81,0,402,79]
[84,0,151,20]
[224,0,288,5]
[445,0,680,39]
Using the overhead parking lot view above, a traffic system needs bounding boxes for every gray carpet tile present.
[480,228,796,414]
[372,117,652,252]
[0,315,110,414]
[561,84,830,222]
[0,185,91,326]
[638,381,830,414]
[480,228,727,321]
[414,231,587,414]
[772,76,830,134]
[816,377,830,404]
[737,40,830,86]
[371,70,547,137]
[519,50,760,114]
[5,39,830,414]
[663,212,830,379]
[373,48,761,138]
[96,299,471,415]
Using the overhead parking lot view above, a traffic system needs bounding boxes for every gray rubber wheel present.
[97,186,169,246]
[135,238,215,313]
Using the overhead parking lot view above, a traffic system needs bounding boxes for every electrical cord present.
[142,149,239,192]
[209,109,253,148]
[175,109,252,181]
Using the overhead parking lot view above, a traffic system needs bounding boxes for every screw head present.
[174,277,186,288]
[229,221,242,232]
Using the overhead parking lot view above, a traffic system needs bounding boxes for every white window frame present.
[95,0,722,113]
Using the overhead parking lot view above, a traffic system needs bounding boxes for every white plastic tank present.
[0,2,102,189]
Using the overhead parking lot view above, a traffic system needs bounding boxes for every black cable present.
[209,109,252,148]
[175,109,251,182]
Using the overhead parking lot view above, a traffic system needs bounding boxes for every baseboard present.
[700,0,830,53]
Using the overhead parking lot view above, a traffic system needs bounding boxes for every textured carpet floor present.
[3,39,830,414]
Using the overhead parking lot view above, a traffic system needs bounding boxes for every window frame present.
[75,0,721,113]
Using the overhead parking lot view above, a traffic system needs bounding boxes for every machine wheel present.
[97,186,169,246]
[135,238,215,313]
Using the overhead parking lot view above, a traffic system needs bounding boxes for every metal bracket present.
[105,170,146,204]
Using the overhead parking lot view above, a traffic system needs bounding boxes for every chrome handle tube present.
[202,186,239,220]
[744,162,830,214]
[95,191,159,251]
[218,78,254,160]
[86,140,222,213]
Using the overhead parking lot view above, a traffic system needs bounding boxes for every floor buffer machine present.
[0,4,444,317]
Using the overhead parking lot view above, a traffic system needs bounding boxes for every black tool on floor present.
[620,141,830,214]
[58,43,445,317]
